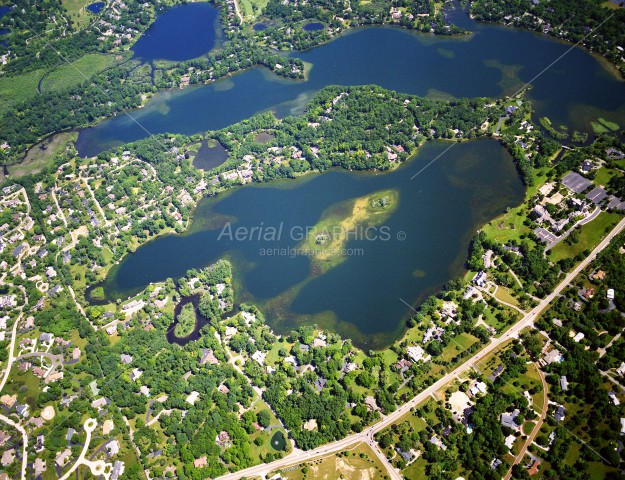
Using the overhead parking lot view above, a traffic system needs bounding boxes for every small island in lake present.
[174,302,197,337]
[302,189,399,274]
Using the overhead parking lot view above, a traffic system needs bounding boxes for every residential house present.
[473,271,487,287]
[200,349,219,365]
[106,440,120,456]
[56,448,71,467]
[501,409,520,430]
[251,350,266,366]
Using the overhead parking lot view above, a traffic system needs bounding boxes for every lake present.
[131,3,222,62]
[84,3,624,347]
[75,7,625,156]
[101,139,524,349]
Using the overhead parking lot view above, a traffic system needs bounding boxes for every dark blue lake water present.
[131,3,221,62]
[79,3,625,347]
[101,140,524,348]
[77,11,625,156]
[86,2,105,14]
[303,22,324,31]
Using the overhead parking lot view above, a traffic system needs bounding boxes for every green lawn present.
[240,0,269,21]
[40,53,125,93]
[523,421,536,435]
[550,212,622,262]
[482,167,552,246]
[62,0,93,28]
[494,286,521,308]
[593,167,616,187]
[440,332,479,362]
[0,53,125,115]
[402,456,428,480]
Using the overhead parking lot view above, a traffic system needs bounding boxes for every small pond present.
[303,22,324,31]
[253,132,275,144]
[86,2,105,14]
[270,431,287,451]
[192,140,229,171]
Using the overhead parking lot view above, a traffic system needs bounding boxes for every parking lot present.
[534,227,557,246]
[562,171,592,193]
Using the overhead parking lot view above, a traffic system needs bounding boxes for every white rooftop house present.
[251,350,266,366]
[607,288,615,300]
[469,381,487,396]
[407,346,428,363]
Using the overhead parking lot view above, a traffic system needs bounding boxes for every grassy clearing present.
[476,339,514,374]
[523,421,536,435]
[402,456,427,479]
[0,52,125,115]
[593,166,616,187]
[40,53,125,93]
[274,442,388,480]
[494,286,520,308]
[550,212,622,262]
[387,408,429,431]
[240,0,269,21]
[440,332,479,362]
[62,0,93,28]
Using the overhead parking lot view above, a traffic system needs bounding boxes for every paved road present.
[545,206,601,251]
[504,364,549,480]
[0,288,28,480]
[0,413,28,480]
[217,217,625,480]
[0,311,22,392]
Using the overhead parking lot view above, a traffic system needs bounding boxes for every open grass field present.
[386,408,429,432]
[550,211,621,262]
[239,0,269,21]
[476,338,514,374]
[274,442,388,480]
[0,68,46,114]
[402,456,427,480]
[494,286,520,308]
[440,332,479,362]
[62,0,94,28]
[40,53,125,93]
[481,167,551,246]
[481,203,531,244]
[0,52,126,117]
[593,166,617,187]
[522,421,536,435]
